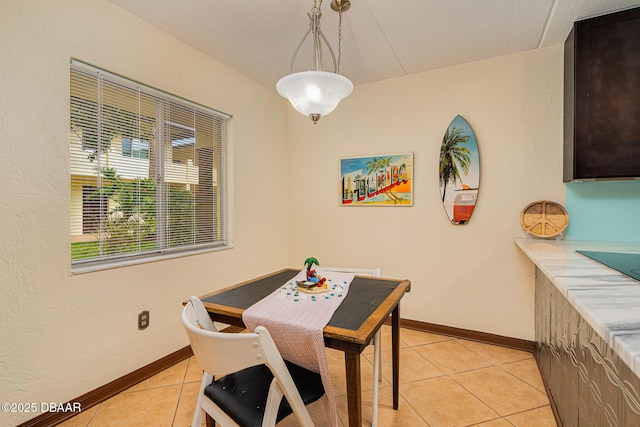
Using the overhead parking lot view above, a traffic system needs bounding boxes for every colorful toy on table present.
[307,269,328,287]
[297,257,329,294]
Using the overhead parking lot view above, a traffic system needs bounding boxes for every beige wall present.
[1,0,565,424]
[286,45,565,340]
[0,1,290,424]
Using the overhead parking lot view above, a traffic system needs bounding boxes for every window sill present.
[71,243,234,275]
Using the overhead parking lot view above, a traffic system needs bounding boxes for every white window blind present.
[70,60,230,269]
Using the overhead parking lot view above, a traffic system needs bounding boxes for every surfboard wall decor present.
[439,115,480,225]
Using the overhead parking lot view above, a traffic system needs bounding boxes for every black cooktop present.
[577,251,640,282]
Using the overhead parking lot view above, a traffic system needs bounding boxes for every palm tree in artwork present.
[439,126,472,202]
[366,157,403,203]
[365,158,380,176]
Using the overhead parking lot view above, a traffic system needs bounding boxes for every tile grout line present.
[64,327,550,427]
[399,336,494,427]
[83,402,101,427]
[171,357,195,427]
[405,336,549,426]
[497,360,548,394]
[447,361,549,420]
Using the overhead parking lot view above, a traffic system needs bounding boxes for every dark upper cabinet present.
[564,7,640,181]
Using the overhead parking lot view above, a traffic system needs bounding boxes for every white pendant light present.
[276,0,352,124]
[277,71,352,123]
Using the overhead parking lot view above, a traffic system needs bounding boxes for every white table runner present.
[242,270,355,427]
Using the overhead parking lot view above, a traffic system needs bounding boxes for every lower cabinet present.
[535,268,640,426]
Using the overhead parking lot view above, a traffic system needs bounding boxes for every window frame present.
[70,59,233,273]
[121,137,150,159]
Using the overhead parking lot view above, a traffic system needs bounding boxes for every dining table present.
[196,268,411,427]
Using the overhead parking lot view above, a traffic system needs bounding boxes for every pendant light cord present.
[314,0,325,71]
[337,7,343,73]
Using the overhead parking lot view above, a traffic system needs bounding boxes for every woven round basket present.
[520,200,569,238]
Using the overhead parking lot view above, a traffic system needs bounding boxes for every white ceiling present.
[109,0,640,90]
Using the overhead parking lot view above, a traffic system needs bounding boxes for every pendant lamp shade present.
[277,71,353,123]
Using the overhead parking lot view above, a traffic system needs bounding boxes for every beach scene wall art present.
[439,115,480,224]
[340,153,413,206]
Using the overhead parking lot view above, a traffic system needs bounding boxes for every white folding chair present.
[182,297,325,427]
[315,267,382,427]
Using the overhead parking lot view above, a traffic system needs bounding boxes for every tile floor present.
[58,326,557,427]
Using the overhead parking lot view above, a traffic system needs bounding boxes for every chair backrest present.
[183,300,270,377]
[182,298,316,424]
[187,296,217,331]
[182,298,295,384]
[315,266,381,278]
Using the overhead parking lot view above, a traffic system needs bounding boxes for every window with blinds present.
[70,60,230,270]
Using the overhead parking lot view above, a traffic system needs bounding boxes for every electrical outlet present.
[138,310,150,330]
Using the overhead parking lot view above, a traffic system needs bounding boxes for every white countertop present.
[515,238,640,378]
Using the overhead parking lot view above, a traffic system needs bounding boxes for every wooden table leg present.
[392,304,400,409]
[345,350,362,426]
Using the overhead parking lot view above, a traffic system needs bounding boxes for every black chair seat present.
[204,360,325,427]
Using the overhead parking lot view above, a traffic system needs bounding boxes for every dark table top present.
[201,268,410,343]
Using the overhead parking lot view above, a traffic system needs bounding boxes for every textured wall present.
[1,1,571,424]
[286,45,566,341]
[0,1,290,425]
